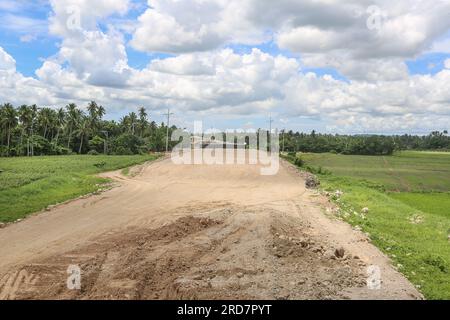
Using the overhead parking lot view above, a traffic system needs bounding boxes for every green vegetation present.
[0,154,159,222]
[284,151,450,299]
[391,193,450,218]
[0,102,177,157]
[1,101,448,157]
[280,130,450,155]
[300,151,450,192]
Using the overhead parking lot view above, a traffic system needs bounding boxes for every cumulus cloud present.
[1,0,450,133]
[130,0,267,53]
[129,0,450,82]
[445,59,450,69]
[130,0,450,59]
[49,0,130,36]
[43,0,133,88]
[0,47,16,71]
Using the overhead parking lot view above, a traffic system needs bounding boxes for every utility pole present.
[268,115,274,135]
[282,128,286,152]
[164,109,174,153]
[268,115,275,153]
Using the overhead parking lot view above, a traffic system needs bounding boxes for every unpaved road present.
[0,157,422,300]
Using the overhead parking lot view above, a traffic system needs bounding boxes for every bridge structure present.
[190,135,247,149]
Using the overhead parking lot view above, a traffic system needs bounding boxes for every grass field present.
[300,151,450,192]
[288,151,450,299]
[0,155,159,222]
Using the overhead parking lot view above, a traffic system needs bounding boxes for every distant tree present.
[1,103,18,156]
[75,118,90,154]
[138,107,148,137]
[54,107,66,145]
[66,103,81,150]
[129,112,138,135]
[18,105,32,155]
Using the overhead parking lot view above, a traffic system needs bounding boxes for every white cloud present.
[48,0,130,36]
[42,0,133,88]
[2,0,450,134]
[445,59,450,69]
[2,42,449,133]
[150,54,216,76]
[129,0,450,83]
[0,47,16,71]
[130,0,267,54]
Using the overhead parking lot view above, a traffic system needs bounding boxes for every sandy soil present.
[0,157,422,300]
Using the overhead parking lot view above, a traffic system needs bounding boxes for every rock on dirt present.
[325,250,337,260]
[335,190,344,198]
[335,247,346,259]
[305,174,320,189]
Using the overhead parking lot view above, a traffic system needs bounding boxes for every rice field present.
[288,151,450,299]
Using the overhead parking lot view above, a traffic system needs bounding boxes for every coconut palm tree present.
[87,101,99,132]
[129,112,138,135]
[54,108,66,145]
[138,107,148,137]
[18,105,32,155]
[66,103,81,149]
[97,105,106,120]
[38,108,54,139]
[75,117,90,154]
[29,105,38,156]
[1,103,18,156]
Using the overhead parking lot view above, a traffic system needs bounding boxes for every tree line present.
[0,102,176,157]
[1,102,449,157]
[280,130,450,155]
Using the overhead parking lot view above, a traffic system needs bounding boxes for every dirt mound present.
[2,206,369,300]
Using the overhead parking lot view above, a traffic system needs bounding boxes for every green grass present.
[300,151,450,192]
[285,151,450,299]
[0,155,159,222]
[390,193,450,219]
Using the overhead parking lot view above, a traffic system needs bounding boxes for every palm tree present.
[29,104,38,156]
[38,108,54,139]
[75,117,90,154]
[129,112,138,135]
[120,115,131,133]
[54,108,66,144]
[138,107,148,137]
[97,105,106,120]
[18,105,32,155]
[87,101,99,132]
[66,103,80,149]
[1,103,18,156]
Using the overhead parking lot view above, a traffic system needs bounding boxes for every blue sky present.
[1,1,449,79]
[0,0,449,134]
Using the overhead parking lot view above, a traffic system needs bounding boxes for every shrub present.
[87,150,100,156]
[112,134,145,155]
[89,136,105,153]
[294,157,304,167]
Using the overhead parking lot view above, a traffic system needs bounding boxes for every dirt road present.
[0,157,422,300]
